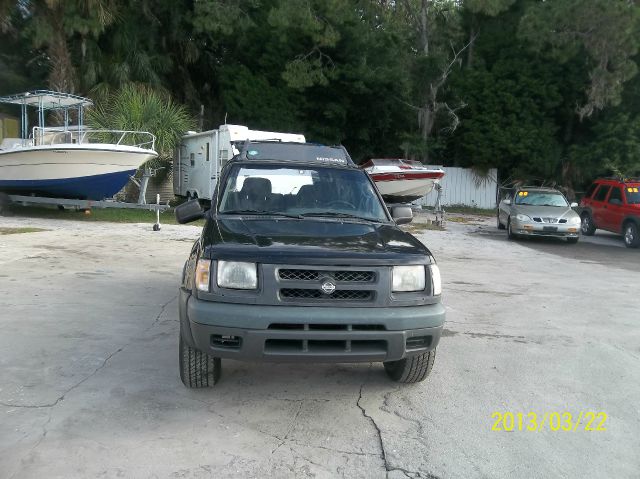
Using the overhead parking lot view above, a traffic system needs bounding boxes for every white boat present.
[0,91,157,200]
[361,158,445,203]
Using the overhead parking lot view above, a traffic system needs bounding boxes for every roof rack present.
[235,140,355,166]
[600,176,640,182]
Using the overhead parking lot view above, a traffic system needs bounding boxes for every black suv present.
[175,141,445,387]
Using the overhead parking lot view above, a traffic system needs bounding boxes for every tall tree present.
[14,0,117,92]
[519,0,640,118]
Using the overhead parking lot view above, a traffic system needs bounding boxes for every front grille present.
[279,269,375,283]
[533,217,558,224]
[279,269,319,281]
[280,288,373,301]
[334,271,375,282]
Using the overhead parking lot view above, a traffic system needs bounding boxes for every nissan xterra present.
[175,141,445,387]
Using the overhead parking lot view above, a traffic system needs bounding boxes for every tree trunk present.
[467,17,476,68]
[420,0,429,55]
[561,113,576,199]
[48,8,76,94]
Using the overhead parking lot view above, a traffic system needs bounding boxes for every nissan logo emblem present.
[321,281,336,295]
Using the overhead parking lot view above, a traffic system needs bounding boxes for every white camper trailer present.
[173,124,306,200]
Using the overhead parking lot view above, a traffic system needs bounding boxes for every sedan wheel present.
[624,222,640,248]
[507,219,517,240]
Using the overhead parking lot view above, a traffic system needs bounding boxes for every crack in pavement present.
[2,295,180,477]
[286,439,378,458]
[0,346,124,410]
[357,379,440,479]
[0,295,177,409]
[356,378,390,475]
[150,295,178,328]
[271,400,304,455]
[8,408,54,479]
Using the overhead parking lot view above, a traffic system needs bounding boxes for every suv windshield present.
[515,191,568,207]
[218,164,387,222]
[624,185,640,204]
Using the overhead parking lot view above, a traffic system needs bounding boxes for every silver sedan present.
[497,188,581,243]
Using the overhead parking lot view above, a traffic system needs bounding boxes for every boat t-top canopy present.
[0,90,93,142]
[0,90,93,109]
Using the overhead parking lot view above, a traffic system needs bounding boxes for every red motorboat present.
[361,159,445,203]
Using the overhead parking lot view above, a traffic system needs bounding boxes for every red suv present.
[579,178,640,248]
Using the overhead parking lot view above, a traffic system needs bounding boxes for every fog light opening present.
[211,334,242,349]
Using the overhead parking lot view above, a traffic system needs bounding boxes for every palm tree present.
[87,84,195,167]
[2,0,115,93]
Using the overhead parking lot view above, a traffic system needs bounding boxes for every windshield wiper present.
[221,209,302,219]
[300,211,381,222]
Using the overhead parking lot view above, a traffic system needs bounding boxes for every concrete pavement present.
[1,214,638,478]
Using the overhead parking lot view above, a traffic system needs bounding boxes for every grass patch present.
[0,227,48,235]
[3,205,205,226]
[402,222,445,234]
[446,216,474,223]
[430,205,496,217]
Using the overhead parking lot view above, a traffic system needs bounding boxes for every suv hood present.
[201,217,432,265]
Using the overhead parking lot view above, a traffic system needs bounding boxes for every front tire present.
[384,349,436,383]
[497,214,505,230]
[581,213,596,236]
[179,332,221,388]
[507,219,517,240]
[623,222,640,248]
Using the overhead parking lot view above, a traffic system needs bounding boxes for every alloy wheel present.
[625,225,634,246]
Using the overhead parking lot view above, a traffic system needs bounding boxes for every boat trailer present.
[0,192,170,231]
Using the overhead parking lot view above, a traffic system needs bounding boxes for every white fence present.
[417,166,498,209]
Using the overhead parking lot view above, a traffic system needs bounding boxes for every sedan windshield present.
[515,191,568,207]
[218,165,388,222]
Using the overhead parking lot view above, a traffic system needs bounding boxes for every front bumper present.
[511,219,580,238]
[179,289,445,363]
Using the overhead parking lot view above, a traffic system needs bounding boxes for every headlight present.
[430,264,442,295]
[392,265,425,292]
[515,214,531,222]
[568,216,581,225]
[195,259,211,292]
[217,261,257,290]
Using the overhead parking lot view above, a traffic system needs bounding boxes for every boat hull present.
[0,145,156,199]
[369,173,443,203]
[0,170,137,200]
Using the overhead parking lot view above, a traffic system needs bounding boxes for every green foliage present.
[570,113,640,178]
[2,0,640,186]
[87,84,196,165]
[465,0,515,16]
[519,0,640,118]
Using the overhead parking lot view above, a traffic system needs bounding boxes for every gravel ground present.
[1,212,638,479]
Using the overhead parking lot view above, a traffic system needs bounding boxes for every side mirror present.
[391,206,413,225]
[503,199,512,206]
[570,202,579,208]
[175,199,204,224]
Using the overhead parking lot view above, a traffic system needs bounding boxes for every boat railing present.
[32,127,156,150]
